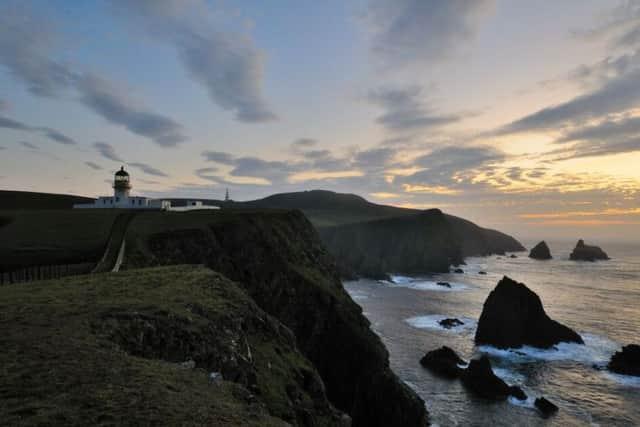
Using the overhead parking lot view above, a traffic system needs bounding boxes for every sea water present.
[344,241,640,426]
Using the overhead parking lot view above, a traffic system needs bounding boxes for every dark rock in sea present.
[453,268,464,274]
[535,397,559,417]
[436,281,451,288]
[478,271,487,275]
[475,276,584,349]
[608,344,640,376]
[420,346,466,379]
[439,318,464,329]
[509,386,527,401]
[510,254,518,259]
[529,241,552,260]
[461,356,525,400]
[569,239,609,261]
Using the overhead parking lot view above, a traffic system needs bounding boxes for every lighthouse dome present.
[115,166,129,177]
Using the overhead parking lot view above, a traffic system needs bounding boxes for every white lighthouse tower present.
[113,166,132,199]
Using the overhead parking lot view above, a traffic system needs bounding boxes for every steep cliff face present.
[317,209,524,279]
[319,209,463,279]
[122,210,428,427]
[0,266,345,426]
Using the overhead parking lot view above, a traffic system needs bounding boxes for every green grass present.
[0,265,340,426]
[0,209,122,266]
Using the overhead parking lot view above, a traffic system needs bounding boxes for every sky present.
[1,0,639,242]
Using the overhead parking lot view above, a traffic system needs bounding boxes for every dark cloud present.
[402,146,504,187]
[93,142,124,162]
[291,138,317,149]
[368,86,461,132]
[0,3,73,97]
[37,127,76,145]
[230,157,297,183]
[111,0,276,123]
[202,151,236,164]
[496,69,640,134]
[550,115,640,160]
[0,115,30,131]
[194,167,221,183]
[353,147,395,170]
[85,161,102,170]
[0,5,185,147]
[128,162,168,177]
[21,141,39,150]
[76,74,185,147]
[0,114,76,144]
[365,0,494,65]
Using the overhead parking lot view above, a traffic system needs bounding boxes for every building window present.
[103,199,106,204]
[116,197,120,202]
[139,199,142,205]
[109,199,113,204]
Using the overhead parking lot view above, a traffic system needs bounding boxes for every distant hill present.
[2,188,525,278]
[210,190,525,277]
[0,190,94,210]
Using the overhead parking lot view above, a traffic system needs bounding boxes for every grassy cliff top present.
[0,265,342,426]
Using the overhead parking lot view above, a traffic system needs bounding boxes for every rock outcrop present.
[529,241,552,260]
[475,276,584,349]
[122,210,428,427]
[608,344,640,376]
[420,346,466,378]
[535,397,559,417]
[569,239,609,261]
[439,318,464,329]
[460,356,526,401]
[0,266,347,426]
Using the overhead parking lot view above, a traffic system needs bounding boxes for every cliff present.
[0,266,345,426]
[121,210,428,427]
[318,209,524,279]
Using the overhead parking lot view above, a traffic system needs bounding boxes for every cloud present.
[401,145,504,188]
[368,86,461,132]
[364,0,494,65]
[0,114,76,144]
[111,0,276,122]
[85,161,103,170]
[202,150,236,164]
[128,162,168,177]
[21,141,39,150]
[0,3,73,96]
[37,127,76,145]
[0,115,31,131]
[496,69,640,134]
[0,4,185,147]
[94,142,124,162]
[76,74,185,147]
[291,138,317,150]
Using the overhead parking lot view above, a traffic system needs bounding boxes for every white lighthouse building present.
[74,167,219,211]
[74,166,170,210]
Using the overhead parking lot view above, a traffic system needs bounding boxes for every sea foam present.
[387,275,471,292]
[405,314,477,333]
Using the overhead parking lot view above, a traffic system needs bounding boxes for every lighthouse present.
[113,166,132,199]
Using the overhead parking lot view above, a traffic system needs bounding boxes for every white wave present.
[508,395,536,409]
[405,314,477,333]
[388,275,471,292]
[493,367,526,383]
[346,289,369,301]
[478,333,618,365]
[602,371,640,388]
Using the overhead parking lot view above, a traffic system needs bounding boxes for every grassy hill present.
[0,265,344,426]
[0,190,93,210]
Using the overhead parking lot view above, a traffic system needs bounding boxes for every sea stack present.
[475,276,583,349]
[460,356,526,401]
[420,346,466,378]
[569,239,609,261]
[529,241,552,260]
[608,344,640,376]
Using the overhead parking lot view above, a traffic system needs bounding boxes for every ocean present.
[344,240,640,426]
